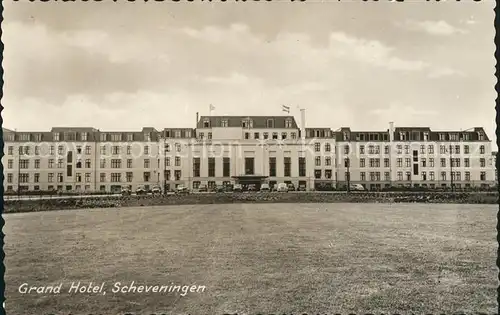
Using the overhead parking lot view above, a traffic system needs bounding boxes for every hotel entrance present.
[232,175,268,191]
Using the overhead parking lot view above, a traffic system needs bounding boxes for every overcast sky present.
[2,1,496,145]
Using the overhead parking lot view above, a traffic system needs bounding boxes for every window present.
[427,145,434,154]
[175,156,181,167]
[272,133,278,140]
[85,173,91,183]
[361,172,366,181]
[19,173,29,183]
[421,171,427,181]
[58,146,64,156]
[76,146,82,154]
[404,145,409,154]
[208,158,216,177]
[6,173,13,183]
[360,158,366,168]
[285,119,293,128]
[144,146,149,155]
[284,157,291,177]
[464,145,469,154]
[84,146,91,155]
[465,172,470,181]
[480,158,485,167]
[76,173,82,183]
[175,143,181,152]
[85,159,91,168]
[67,165,73,177]
[440,158,446,167]
[193,158,201,177]
[7,159,13,169]
[269,157,277,177]
[421,158,426,167]
[112,146,120,155]
[100,146,106,155]
[165,157,171,167]
[254,132,260,139]
[144,133,151,142]
[223,157,230,177]
[441,172,446,181]
[111,173,121,183]
[126,172,133,182]
[281,132,287,140]
[165,170,171,181]
[397,145,402,154]
[384,145,390,155]
[35,146,40,156]
[440,145,446,154]
[99,159,106,168]
[325,157,331,166]
[245,132,250,140]
[479,145,485,154]
[291,132,297,140]
[174,170,181,181]
[480,172,486,181]
[464,158,470,167]
[314,169,322,179]
[76,159,82,169]
[406,172,411,181]
[405,158,411,167]
[263,132,269,140]
[111,159,122,168]
[384,158,389,168]
[57,173,64,183]
[144,172,151,182]
[208,132,212,140]
[100,173,106,182]
[314,143,321,152]
[456,172,461,181]
[368,145,374,155]
[325,170,332,179]
[298,157,306,177]
[429,171,435,181]
[344,145,350,155]
[221,119,228,127]
[429,158,434,167]
[245,158,254,175]
[344,158,350,168]
[175,130,181,138]
[19,159,29,169]
[57,159,64,168]
[144,159,150,168]
[266,119,274,128]
[359,145,365,154]
[396,158,402,167]
[54,133,60,141]
[384,172,390,181]
[315,156,321,166]
[397,171,403,181]
[198,132,204,140]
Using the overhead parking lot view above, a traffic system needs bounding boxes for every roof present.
[197,115,299,129]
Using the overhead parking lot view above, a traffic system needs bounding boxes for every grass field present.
[4,203,498,314]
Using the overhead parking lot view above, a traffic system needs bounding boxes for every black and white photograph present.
[1,0,498,314]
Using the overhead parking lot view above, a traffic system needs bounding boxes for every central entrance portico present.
[231,175,268,190]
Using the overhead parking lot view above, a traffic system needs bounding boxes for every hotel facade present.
[2,115,496,193]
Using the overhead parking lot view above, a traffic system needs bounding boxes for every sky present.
[2,0,496,146]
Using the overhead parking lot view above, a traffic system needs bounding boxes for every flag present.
[282,105,290,114]
[209,104,216,111]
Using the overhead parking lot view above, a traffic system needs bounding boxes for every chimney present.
[389,121,394,142]
[196,112,199,127]
[300,109,306,140]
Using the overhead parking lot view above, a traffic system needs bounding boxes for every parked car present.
[121,185,132,196]
[136,185,147,195]
[277,183,289,192]
[198,185,208,193]
[176,185,189,194]
[260,183,270,192]
[233,184,243,192]
[247,184,257,192]
[287,183,296,191]
[297,184,307,192]
[215,185,225,193]
[349,184,365,191]
[151,185,162,195]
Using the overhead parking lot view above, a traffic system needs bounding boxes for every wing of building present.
[2,118,495,193]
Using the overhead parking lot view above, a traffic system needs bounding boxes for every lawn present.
[4,203,498,314]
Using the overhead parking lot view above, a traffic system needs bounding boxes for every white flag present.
[282,105,290,114]
[209,104,216,111]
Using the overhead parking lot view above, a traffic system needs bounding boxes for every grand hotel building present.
[2,115,496,193]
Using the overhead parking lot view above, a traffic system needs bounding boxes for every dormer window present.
[242,120,249,128]
[285,119,293,128]
[439,133,446,141]
[221,119,228,127]
[54,133,60,141]
[343,132,349,141]
[203,119,210,128]
[81,132,88,141]
[144,133,151,142]
[175,130,181,138]
[267,119,274,128]
[100,133,107,142]
[127,134,134,141]
[478,132,485,141]
[423,132,429,141]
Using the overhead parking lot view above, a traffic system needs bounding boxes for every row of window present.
[342,144,487,155]
[198,131,299,141]
[201,118,294,129]
[343,171,488,182]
